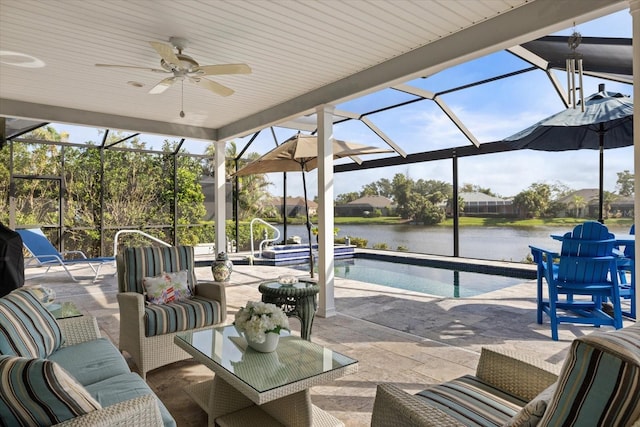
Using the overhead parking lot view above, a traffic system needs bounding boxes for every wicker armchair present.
[371,347,560,427]
[372,322,640,426]
[116,245,227,380]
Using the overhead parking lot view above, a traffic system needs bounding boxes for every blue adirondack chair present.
[616,224,636,319]
[16,228,114,282]
[530,221,623,340]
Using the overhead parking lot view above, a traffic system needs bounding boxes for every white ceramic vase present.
[245,332,279,353]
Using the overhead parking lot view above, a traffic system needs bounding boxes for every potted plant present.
[233,301,290,352]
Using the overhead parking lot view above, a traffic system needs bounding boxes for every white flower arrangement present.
[278,275,299,285]
[233,301,290,344]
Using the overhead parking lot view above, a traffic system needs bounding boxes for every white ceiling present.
[0,0,628,142]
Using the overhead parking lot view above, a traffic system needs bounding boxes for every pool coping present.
[196,248,537,280]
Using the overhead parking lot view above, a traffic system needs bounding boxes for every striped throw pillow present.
[120,245,197,294]
[0,288,63,358]
[0,355,101,426]
[539,325,640,426]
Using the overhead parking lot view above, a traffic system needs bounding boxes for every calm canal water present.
[275,223,631,263]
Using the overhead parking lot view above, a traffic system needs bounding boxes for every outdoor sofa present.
[371,321,640,426]
[0,288,175,426]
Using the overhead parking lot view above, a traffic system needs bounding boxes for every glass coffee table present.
[175,325,358,426]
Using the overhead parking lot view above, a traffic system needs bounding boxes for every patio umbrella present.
[504,87,633,222]
[235,132,393,277]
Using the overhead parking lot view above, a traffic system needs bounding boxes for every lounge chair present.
[16,228,113,282]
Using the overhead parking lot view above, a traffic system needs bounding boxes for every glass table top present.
[176,325,357,394]
[48,301,82,319]
[261,278,318,291]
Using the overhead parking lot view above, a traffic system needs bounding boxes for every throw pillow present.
[0,355,101,426]
[539,325,640,426]
[142,270,192,305]
[503,383,556,427]
[0,288,63,358]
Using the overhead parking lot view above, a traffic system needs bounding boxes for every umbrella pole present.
[301,166,314,278]
[599,128,604,223]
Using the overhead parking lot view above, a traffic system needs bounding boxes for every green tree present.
[360,182,379,197]
[460,183,499,197]
[616,170,634,196]
[406,194,445,224]
[335,192,360,204]
[602,191,618,220]
[572,195,586,217]
[391,173,413,219]
[512,182,553,218]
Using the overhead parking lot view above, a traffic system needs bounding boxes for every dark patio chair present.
[530,221,623,340]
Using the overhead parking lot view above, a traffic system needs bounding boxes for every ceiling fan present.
[96,36,251,98]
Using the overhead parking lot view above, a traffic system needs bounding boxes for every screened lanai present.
[2,33,633,258]
[1,0,638,317]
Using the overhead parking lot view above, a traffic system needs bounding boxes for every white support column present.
[630,0,640,322]
[317,105,336,318]
[214,140,227,257]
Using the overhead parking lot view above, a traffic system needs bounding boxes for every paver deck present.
[22,258,634,426]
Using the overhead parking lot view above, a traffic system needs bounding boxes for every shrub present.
[373,242,389,250]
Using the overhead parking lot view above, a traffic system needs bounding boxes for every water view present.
[276,223,632,263]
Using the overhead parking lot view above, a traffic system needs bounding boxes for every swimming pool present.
[295,258,526,298]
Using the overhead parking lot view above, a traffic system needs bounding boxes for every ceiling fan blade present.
[95,64,167,73]
[149,41,181,68]
[191,77,234,97]
[148,77,177,94]
[196,63,252,76]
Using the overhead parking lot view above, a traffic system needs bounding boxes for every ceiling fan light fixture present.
[160,53,199,72]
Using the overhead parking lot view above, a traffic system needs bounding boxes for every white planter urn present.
[245,332,279,353]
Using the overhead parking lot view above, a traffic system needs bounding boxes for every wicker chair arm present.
[58,316,101,347]
[475,346,560,402]
[53,394,163,426]
[117,292,146,314]
[371,383,464,427]
[194,280,227,320]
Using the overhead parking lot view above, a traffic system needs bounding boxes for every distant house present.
[610,196,634,218]
[556,189,599,218]
[269,196,318,217]
[448,192,515,217]
[555,188,633,218]
[335,195,395,217]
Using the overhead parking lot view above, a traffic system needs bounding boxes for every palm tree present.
[572,195,586,217]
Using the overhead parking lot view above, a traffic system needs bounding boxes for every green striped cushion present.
[539,325,640,426]
[120,245,197,294]
[0,355,101,426]
[416,374,526,426]
[0,289,63,358]
[143,296,221,337]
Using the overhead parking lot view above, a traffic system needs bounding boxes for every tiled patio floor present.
[23,260,635,426]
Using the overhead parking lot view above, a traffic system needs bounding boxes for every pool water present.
[296,258,525,298]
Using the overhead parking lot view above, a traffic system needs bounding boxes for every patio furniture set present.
[2,233,639,426]
[531,221,636,340]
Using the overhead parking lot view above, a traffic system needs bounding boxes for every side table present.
[258,279,319,341]
[48,301,82,319]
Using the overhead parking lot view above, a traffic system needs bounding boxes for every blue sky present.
[53,8,633,200]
